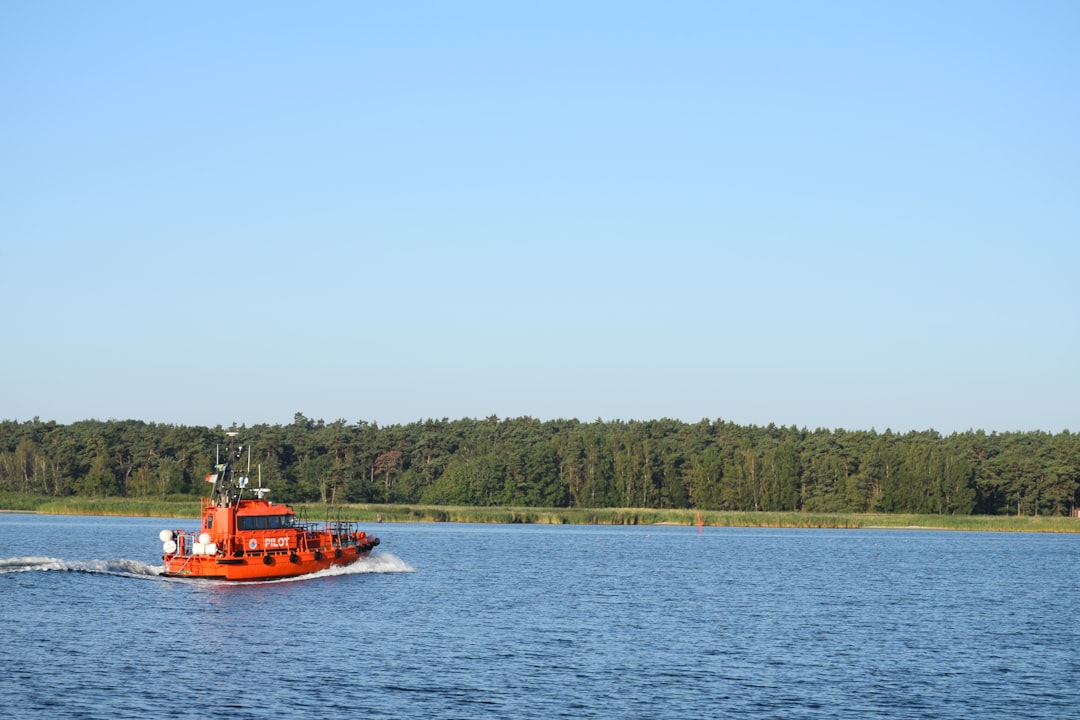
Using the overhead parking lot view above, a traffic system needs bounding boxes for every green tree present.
[77,454,117,497]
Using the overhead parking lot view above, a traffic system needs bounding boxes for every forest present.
[1,414,1078,516]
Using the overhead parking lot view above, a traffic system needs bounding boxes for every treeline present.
[1,414,1078,516]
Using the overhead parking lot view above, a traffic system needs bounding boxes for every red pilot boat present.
[159,440,379,580]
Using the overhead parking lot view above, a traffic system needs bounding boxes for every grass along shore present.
[2,492,1078,533]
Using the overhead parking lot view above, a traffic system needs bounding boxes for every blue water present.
[1,515,1078,719]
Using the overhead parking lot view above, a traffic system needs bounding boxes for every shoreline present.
[2,498,1078,533]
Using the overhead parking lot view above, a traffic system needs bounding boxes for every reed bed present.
[2,493,1078,532]
[303,504,1080,533]
[0,493,199,518]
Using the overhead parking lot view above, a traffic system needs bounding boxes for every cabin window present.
[237,515,292,530]
[206,515,213,529]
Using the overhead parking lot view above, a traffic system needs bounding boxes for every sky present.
[2,1,1078,434]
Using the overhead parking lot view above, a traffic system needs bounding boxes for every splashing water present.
[0,556,162,578]
[320,552,413,575]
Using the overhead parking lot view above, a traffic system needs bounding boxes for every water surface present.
[1,515,1077,718]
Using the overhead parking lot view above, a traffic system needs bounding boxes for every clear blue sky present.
[3,1,1078,433]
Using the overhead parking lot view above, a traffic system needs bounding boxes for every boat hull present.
[162,545,373,581]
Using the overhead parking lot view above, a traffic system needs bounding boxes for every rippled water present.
[1,514,1078,719]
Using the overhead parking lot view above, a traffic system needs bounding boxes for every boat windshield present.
[238,514,297,531]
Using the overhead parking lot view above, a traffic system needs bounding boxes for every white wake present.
[0,556,162,578]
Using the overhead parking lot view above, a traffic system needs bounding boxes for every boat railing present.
[175,531,193,555]
[288,519,361,549]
